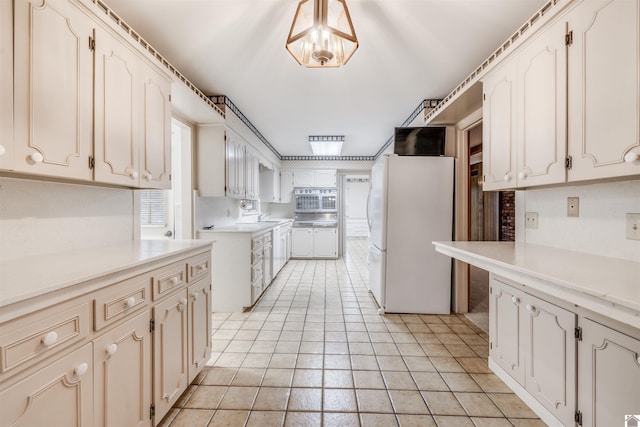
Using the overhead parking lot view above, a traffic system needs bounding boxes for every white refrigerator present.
[367,154,454,314]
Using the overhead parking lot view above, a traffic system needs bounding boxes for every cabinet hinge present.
[489,286,492,294]
[89,29,96,51]
[150,404,155,419]
[88,156,95,169]
[490,341,493,349]
[169,94,172,102]
[565,155,573,170]
[575,410,582,426]
[575,326,582,341]
[150,319,155,333]
[565,30,573,46]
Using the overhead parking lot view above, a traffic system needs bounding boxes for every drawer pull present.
[171,277,180,285]
[124,297,136,308]
[518,171,527,180]
[177,299,187,312]
[192,291,199,301]
[526,304,537,314]
[128,169,138,180]
[106,343,118,356]
[30,152,44,163]
[42,331,58,347]
[197,264,206,272]
[74,363,88,377]
[144,172,153,182]
[503,173,511,182]
[512,296,520,304]
[624,152,638,163]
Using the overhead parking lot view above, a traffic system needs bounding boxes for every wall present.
[282,159,373,171]
[516,179,640,262]
[195,196,258,230]
[0,177,133,260]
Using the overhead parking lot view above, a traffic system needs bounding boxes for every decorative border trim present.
[91,0,225,119]
[309,135,345,142]
[374,99,443,159]
[281,155,376,161]
[210,96,282,160]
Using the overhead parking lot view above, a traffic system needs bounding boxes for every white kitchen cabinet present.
[263,232,273,288]
[293,169,337,188]
[226,130,246,198]
[291,227,338,259]
[0,0,13,171]
[483,18,567,190]
[0,342,94,426]
[260,165,281,203]
[187,280,212,383]
[13,0,94,181]
[578,317,640,427]
[94,25,172,189]
[280,170,294,202]
[244,146,260,200]
[490,276,576,427]
[567,0,640,181]
[93,310,152,427]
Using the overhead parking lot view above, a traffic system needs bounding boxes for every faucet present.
[258,214,265,222]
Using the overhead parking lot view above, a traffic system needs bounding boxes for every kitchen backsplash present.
[516,179,640,262]
[0,177,134,260]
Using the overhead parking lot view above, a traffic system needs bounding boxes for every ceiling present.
[104,0,547,157]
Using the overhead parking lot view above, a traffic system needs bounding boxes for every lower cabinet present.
[187,281,212,384]
[489,275,576,427]
[578,318,640,427]
[0,342,94,426]
[291,227,338,259]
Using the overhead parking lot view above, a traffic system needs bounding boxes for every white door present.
[367,244,385,312]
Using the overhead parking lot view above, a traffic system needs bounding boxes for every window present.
[140,190,167,226]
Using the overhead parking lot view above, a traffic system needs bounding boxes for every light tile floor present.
[159,238,545,427]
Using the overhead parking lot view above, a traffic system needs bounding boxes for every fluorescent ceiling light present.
[309,135,344,156]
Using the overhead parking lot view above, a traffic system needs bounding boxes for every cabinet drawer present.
[153,261,187,300]
[187,253,210,283]
[93,273,151,331]
[251,236,264,250]
[252,263,263,282]
[0,300,90,375]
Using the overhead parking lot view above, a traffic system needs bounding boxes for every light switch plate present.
[567,197,579,217]
[525,212,538,229]
[626,213,640,240]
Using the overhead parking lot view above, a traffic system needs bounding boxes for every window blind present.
[140,190,166,226]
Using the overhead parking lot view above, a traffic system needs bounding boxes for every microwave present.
[294,188,338,213]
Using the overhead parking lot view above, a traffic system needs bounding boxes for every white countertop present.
[0,240,212,313]
[198,219,293,234]
[433,241,640,329]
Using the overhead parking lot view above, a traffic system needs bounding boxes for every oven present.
[294,188,338,213]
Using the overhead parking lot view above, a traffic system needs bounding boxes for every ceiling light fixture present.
[309,135,344,156]
[286,0,358,68]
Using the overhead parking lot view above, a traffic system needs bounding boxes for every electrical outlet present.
[567,197,579,217]
[525,212,538,229]
[626,213,640,240]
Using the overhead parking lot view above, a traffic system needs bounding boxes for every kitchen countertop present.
[198,219,293,234]
[433,241,640,329]
[0,240,212,319]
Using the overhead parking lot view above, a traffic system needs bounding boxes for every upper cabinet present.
[293,169,337,188]
[10,0,172,189]
[566,0,640,181]
[260,164,282,203]
[0,1,13,171]
[482,0,640,190]
[280,170,294,203]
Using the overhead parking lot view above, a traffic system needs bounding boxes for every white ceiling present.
[104,0,547,157]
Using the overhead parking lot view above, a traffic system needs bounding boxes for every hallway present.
[160,239,542,427]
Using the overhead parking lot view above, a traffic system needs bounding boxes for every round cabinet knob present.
[0,144,5,156]
[42,331,58,346]
[74,363,88,377]
[526,304,537,314]
[512,296,520,304]
[518,171,527,180]
[144,172,153,182]
[503,173,511,182]
[129,170,138,180]
[30,152,44,163]
[125,297,136,308]
[106,343,118,356]
[192,291,199,300]
[636,355,640,364]
[624,152,639,163]
[171,277,179,285]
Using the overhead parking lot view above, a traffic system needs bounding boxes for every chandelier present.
[286,0,358,68]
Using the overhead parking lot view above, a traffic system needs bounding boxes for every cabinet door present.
[523,294,576,427]
[94,26,140,186]
[153,290,189,422]
[0,342,93,426]
[273,166,281,202]
[280,171,294,202]
[187,281,211,383]
[140,64,171,189]
[13,0,93,180]
[567,0,640,181]
[314,169,337,187]
[489,278,525,384]
[578,318,640,427]
[293,170,314,187]
[313,228,337,258]
[482,62,517,190]
[94,311,152,427]
[515,20,567,187]
[0,0,13,170]
[291,227,313,258]
[263,244,273,287]
[225,134,238,197]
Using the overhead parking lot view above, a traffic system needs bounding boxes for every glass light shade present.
[286,0,358,68]
[310,140,343,156]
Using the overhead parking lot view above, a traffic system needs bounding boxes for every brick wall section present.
[499,191,515,241]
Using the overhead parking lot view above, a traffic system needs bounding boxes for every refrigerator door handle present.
[366,183,372,231]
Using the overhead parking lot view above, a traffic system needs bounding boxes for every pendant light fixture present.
[286,0,358,68]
